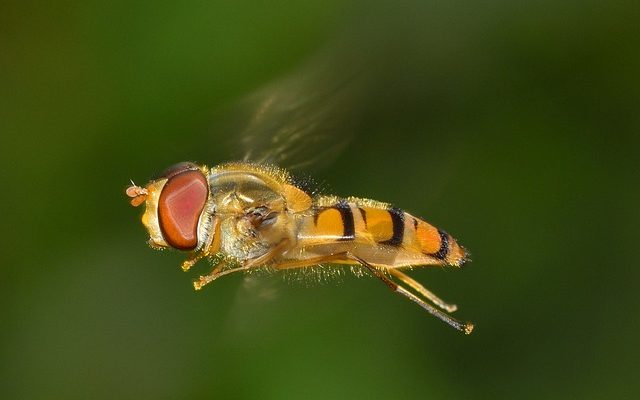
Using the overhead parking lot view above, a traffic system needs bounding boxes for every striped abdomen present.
[294,197,467,268]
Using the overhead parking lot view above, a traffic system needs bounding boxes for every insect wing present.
[215,49,369,172]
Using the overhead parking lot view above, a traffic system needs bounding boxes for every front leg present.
[193,258,228,290]
[181,216,222,272]
[192,239,292,290]
[181,252,206,272]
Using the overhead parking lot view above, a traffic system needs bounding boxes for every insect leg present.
[272,253,357,270]
[193,239,292,290]
[349,255,474,335]
[242,239,292,269]
[181,253,206,272]
[270,253,473,333]
[182,216,222,272]
[193,260,228,290]
[388,269,458,313]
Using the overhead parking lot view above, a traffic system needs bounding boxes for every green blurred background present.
[2,0,639,399]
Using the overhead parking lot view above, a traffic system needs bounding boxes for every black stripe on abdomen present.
[335,200,355,241]
[431,229,450,260]
[381,207,404,246]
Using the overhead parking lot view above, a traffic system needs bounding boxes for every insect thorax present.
[208,165,298,262]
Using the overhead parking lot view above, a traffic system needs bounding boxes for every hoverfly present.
[126,54,474,334]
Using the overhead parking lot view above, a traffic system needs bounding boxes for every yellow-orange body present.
[291,197,467,269]
[128,162,472,333]
[178,163,468,271]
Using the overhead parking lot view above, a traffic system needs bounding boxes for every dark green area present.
[2,1,639,398]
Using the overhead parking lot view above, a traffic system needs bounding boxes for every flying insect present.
[126,54,474,334]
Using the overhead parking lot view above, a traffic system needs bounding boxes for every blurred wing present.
[212,49,371,307]
[216,49,369,172]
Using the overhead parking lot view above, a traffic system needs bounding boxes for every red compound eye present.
[158,168,208,250]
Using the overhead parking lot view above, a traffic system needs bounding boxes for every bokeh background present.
[2,1,639,399]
